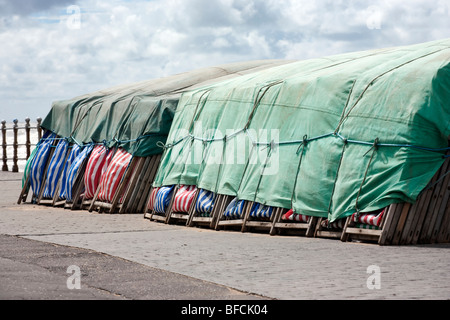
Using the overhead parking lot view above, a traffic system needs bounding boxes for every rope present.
[290,135,308,210]
[354,138,379,216]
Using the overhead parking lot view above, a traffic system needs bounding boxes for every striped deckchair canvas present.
[282,209,310,223]
[351,209,385,227]
[195,189,216,216]
[147,187,160,211]
[223,197,246,219]
[22,146,38,189]
[153,186,175,214]
[83,145,114,200]
[29,131,57,196]
[59,144,93,201]
[97,148,133,203]
[42,139,70,199]
[56,144,81,200]
[249,202,273,219]
[172,185,197,213]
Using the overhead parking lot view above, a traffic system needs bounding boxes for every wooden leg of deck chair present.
[213,195,228,230]
[378,203,401,245]
[165,185,180,224]
[17,174,31,205]
[391,203,411,245]
[240,201,253,232]
[269,207,283,236]
[88,182,103,212]
[186,189,200,227]
[119,157,145,213]
[108,157,140,213]
[143,186,155,220]
[340,216,354,242]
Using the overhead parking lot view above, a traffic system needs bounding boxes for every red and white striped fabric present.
[83,146,114,200]
[352,209,385,227]
[147,187,160,210]
[172,185,197,213]
[282,209,310,223]
[97,148,133,203]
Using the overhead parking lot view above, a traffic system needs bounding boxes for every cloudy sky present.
[1,0,449,122]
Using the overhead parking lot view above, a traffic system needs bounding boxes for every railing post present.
[12,119,18,172]
[25,117,31,159]
[37,117,42,141]
[1,120,7,172]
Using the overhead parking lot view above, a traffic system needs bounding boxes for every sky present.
[1,0,449,122]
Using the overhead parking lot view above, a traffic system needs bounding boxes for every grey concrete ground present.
[1,171,449,301]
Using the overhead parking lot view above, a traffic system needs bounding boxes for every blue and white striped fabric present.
[195,189,216,214]
[153,186,175,214]
[42,139,70,199]
[60,144,94,201]
[249,202,273,219]
[29,131,57,196]
[57,144,81,200]
[223,197,246,219]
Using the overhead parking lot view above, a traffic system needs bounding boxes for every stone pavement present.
[1,171,449,301]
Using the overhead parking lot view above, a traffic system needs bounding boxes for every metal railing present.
[1,117,43,172]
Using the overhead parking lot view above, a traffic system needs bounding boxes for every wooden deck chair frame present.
[166,186,199,225]
[314,217,347,240]
[65,155,90,210]
[341,139,450,245]
[24,137,59,205]
[269,209,316,237]
[88,156,140,214]
[144,185,178,223]
[186,190,220,229]
[214,195,249,231]
[240,202,278,233]
[38,143,73,206]
[123,154,162,214]
[79,147,118,211]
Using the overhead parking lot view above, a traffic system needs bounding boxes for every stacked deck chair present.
[37,138,71,205]
[78,145,115,210]
[57,144,94,209]
[186,189,217,228]
[165,185,198,224]
[52,143,82,206]
[151,40,449,245]
[270,209,316,237]
[145,185,176,223]
[18,131,58,204]
[88,147,138,213]
[341,138,450,245]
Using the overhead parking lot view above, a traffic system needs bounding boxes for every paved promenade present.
[1,171,449,301]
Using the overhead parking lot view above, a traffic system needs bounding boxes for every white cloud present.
[0,0,449,122]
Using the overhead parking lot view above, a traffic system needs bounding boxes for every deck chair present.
[79,145,116,210]
[145,185,176,223]
[314,217,348,239]
[123,154,162,213]
[88,148,138,213]
[186,189,218,228]
[270,209,316,237]
[341,140,450,245]
[340,208,389,243]
[165,185,198,225]
[17,145,39,204]
[214,196,248,231]
[18,132,58,204]
[240,202,276,233]
[37,139,71,205]
[52,144,82,207]
[60,145,94,210]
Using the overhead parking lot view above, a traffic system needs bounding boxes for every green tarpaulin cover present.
[41,60,294,157]
[152,39,450,222]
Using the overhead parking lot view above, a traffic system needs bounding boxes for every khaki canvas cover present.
[152,39,450,222]
[41,60,295,157]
